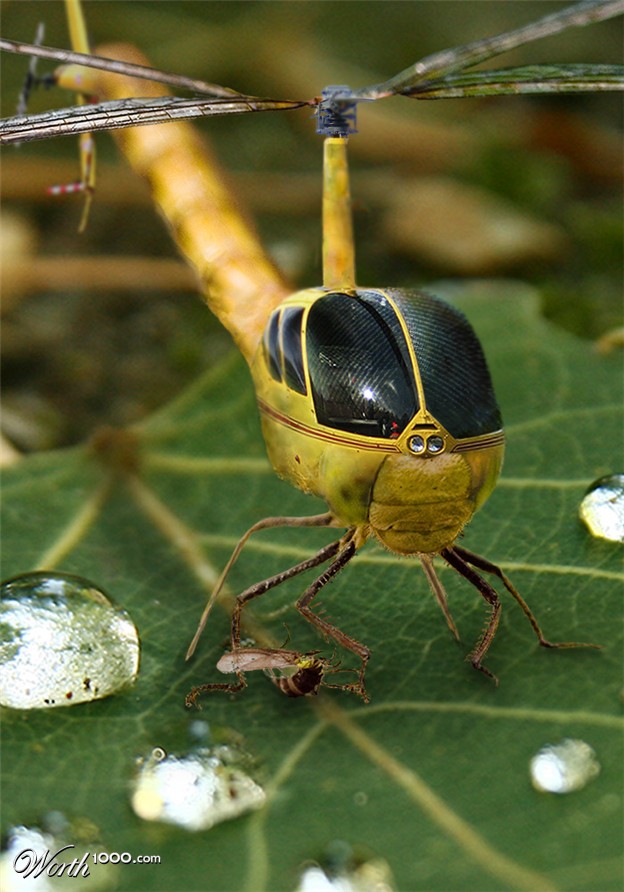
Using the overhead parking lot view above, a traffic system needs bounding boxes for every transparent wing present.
[353,0,624,99]
[0,95,309,145]
[217,649,302,674]
[404,63,624,100]
[1,0,622,146]
[0,37,249,98]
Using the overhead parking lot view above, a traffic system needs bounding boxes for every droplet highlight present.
[0,572,140,709]
[530,739,600,794]
[130,745,266,831]
[579,474,624,543]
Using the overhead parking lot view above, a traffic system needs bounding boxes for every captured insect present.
[2,0,620,704]
[185,646,349,706]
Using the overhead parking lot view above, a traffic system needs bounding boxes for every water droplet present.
[188,718,211,743]
[0,572,140,709]
[579,474,624,543]
[530,739,600,794]
[130,744,265,831]
[296,844,394,892]
[0,814,117,891]
[352,791,368,807]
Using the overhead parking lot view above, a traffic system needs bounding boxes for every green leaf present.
[1,283,622,892]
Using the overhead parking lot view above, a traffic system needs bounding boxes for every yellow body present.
[251,287,504,554]
[323,138,356,292]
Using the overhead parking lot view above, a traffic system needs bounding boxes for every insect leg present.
[16,23,45,118]
[186,539,342,706]
[186,512,334,659]
[419,554,461,642]
[54,0,96,231]
[295,532,371,702]
[440,546,502,684]
[230,539,342,646]
[185,670,247,709]
[453,545,601,651]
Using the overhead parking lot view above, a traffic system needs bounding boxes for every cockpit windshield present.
[306,291,418,438]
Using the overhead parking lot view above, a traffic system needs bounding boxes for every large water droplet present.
[579,474,624,543]
[530,739,601,794]
[130,745,266,831]
[0,814,117,891]
[0,572,140,709]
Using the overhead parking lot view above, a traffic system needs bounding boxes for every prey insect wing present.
[218,648,331,698]
[200,645,354,702]
[216,647,320,674]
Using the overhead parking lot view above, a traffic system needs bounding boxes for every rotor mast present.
[317,87,358,294]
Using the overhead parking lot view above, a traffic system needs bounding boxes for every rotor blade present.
[0,95,309,145]
[0,37,247,98]
[402,63,624,99]
[354,0,624,100]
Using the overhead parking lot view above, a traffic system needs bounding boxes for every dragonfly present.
[1,0,622,703]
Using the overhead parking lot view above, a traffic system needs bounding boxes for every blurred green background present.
[1,0,622,449]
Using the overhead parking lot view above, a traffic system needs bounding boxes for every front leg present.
[296,531,371,702]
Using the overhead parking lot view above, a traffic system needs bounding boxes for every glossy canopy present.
[303,290,502,439]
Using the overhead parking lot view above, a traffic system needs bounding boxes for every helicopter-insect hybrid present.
[185,83,604,704]
[1,0,620,703]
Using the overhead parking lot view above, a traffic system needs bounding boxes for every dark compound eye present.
[306,292,418,438]
[262,309,281,382]
[390,290,502,439]
[281,306,307,395]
